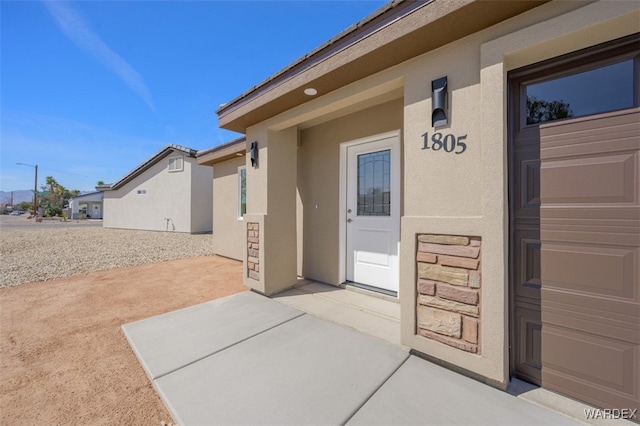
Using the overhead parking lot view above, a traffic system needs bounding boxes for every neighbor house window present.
[168,156,184,172]
[238,166,246,219]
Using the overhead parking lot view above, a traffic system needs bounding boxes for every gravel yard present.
[0,215,247,425]
[0,216,216,288]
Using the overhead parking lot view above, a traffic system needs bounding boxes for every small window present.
[168,156,184,172]
[525,59,635,125]
[238,166,246,219]
[137,189,147,195]
[357,149,391,216]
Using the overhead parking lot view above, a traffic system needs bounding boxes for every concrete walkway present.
[123,290,583,426]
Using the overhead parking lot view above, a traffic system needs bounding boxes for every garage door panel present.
[515,306,542,384]
[541,243,636,298]
[540,109,640,154]
[540,108,639,411]
[542,326,635,392]
[540,152,637,204]
[543,369,639,413]
[541,227,640,247]
[543,299,640,345]
[513,149,541,218]
[514,229,541,299]
[542,207,640,221]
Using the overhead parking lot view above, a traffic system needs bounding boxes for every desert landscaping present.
[0,216,247,424]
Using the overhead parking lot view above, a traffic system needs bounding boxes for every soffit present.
[197,138,246,166]
[217,0,548,133]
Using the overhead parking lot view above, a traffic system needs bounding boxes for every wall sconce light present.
[250,141,258,168]
[431,76,448,127]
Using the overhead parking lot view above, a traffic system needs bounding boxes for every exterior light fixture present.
[432,76,448,127]
[250,141,258,168]
[304,88,318,96]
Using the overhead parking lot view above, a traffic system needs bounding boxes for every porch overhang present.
[197,137,246,166]
[216,0,548,133]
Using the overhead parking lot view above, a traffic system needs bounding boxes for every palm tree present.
[45,176,57,195]
[54,183,66,208]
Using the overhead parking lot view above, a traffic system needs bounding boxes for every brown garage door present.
[540,108,639,411]
[509,34,639,411]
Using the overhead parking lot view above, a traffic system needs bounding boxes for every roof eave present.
[217,0,549,133]
[197,137,246,166]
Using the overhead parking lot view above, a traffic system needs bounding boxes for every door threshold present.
[341,281,398,302]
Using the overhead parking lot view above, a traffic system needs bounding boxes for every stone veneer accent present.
[247,223,260,281]
[416,234,481,354]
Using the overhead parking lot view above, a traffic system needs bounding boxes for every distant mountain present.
[0,190,34,205]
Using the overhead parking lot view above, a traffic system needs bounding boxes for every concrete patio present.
[121,283,597,425]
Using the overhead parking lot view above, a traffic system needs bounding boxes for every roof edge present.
[105,144,198,191]
[216,0,412,116]
[197,137,247,166]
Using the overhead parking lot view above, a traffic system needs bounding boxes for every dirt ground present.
[0,255,247,425]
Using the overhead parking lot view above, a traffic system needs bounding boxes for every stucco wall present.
[242,126,299,294]
[297,99,403,285]
[212,156,246,260]
[231,0,639,387]
[104,155,212,233]
[190,160,214,234]
[398,0,639,385]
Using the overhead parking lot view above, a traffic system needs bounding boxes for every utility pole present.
[34,164,38,215]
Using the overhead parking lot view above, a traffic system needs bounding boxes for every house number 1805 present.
[421,132,467,154]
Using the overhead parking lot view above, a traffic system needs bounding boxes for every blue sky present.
[1,0,386,192]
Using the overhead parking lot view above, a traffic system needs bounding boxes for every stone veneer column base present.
[247,222,260,281]
[416,234,481,354]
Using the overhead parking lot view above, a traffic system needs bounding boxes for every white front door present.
[345,133,400,294]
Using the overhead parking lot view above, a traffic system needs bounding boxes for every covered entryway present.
[509,35,639,411]
[343,131,400,295]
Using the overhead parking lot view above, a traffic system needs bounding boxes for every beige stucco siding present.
[297,99,403,285]
[400,0,640,385]
[212,156,246,260]
[190,160,215,234]
[229,0,639,388]
[104,156,213,233]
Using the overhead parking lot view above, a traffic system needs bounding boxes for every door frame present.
[338,130,401,294]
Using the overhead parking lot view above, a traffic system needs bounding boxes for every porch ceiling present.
[217,0,548,133]
[197,137,246,167]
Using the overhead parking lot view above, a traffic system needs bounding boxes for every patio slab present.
[274,281,402,346]
[122,290,303,379]
[347,356,581,425]
[124,290,585,426]
[155,313,409,426]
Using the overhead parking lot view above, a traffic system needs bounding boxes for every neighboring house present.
[68,191,104,219]
[212,0,639,413]
[102,144,213,233]
[198,137,246,261]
